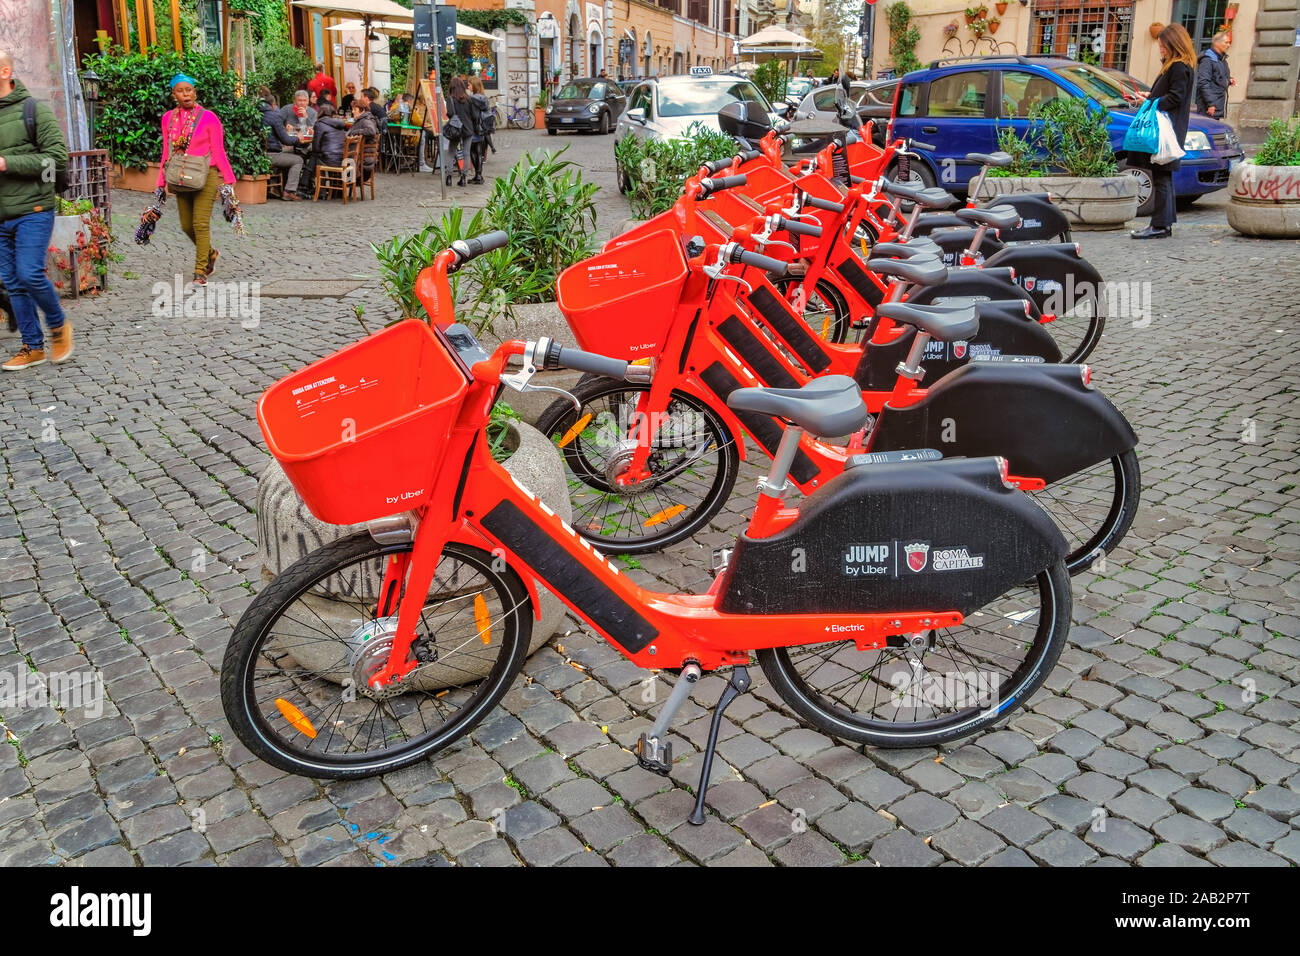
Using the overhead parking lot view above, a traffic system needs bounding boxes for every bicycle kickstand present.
[688,665,751,826]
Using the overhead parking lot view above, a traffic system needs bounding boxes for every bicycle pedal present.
[635,733,673,776]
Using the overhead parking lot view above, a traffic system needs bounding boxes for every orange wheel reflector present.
[558,413,593,448]
[275,699,317,739]
[820,316,832,339]
[643,504,686,528]
[474,593,492,645]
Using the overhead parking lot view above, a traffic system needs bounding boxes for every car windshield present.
[1052,64,1130,109]
[559,81,604,99]
[657,79,770,117]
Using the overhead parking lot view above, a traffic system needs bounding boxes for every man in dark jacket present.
[1195,32,1232,119]
[0,53,72,369]
[258,93,304,201]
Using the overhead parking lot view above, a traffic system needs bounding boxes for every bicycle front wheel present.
[220,535,531,779]
[759,561,1072,748]
[519,108,536,130]
[534,378,740,553]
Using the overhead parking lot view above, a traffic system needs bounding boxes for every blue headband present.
[170,73,197,90]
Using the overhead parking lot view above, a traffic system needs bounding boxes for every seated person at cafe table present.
[300,103,347,195]
[279,90,317,134]
[348,100,379,175]
[257,88,304,202]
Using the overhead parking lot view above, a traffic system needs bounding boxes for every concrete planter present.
[1226,163,1300,238]
[255,420,572,689]
[969,174,1139,230]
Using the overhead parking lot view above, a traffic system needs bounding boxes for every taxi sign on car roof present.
[689,66,713,76]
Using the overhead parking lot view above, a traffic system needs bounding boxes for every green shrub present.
[993,97,1117,179]
[484,146,599,303]
[753,61,786,105]
[886,3,922,77]
[614,122,737,219]
[84,46,268,176]
[1254,116,1300,166]
[989,124,1046,177]
[250,39,314,107]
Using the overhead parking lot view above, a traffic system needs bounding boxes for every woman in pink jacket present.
[144,74,239,285]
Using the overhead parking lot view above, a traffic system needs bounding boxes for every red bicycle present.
[220,233,1073,823]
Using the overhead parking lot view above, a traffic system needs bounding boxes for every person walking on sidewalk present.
[141,74,240,284]
[1128,24,1195,240]
[0,51,73,370]
[1195,31,1233,120]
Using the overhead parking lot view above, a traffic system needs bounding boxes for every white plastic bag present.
[1153,111,1185,165]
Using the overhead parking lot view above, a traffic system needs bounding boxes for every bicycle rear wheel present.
[519,107,537,130]
[220,535,530,779]
[759,561,1072,748]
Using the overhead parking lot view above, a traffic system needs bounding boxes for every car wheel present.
[547,126,558,136]
[616,161,631,194]
[598,111,610,135]
[886,157,936,189]
[1175,194,1200,211]
[1118,161,1154,218]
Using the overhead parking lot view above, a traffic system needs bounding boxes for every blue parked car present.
[886,55,1244,217]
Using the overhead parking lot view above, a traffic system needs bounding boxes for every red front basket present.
[257,320,468,525]
[556,228,688,360]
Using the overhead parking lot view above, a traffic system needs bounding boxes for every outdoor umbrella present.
[291,0,414,86]
[737,24,821,71]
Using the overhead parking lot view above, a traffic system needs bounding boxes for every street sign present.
[413,4,433,53]
[436,5,457,51]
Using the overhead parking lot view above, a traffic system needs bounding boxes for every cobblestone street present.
[2,124,1299,868]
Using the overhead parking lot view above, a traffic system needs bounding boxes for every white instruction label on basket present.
[292,374,379,416]
[586,262,645,283]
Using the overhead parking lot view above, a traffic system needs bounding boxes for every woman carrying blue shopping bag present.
[1125,23,1196,239]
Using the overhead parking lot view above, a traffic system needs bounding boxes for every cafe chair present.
[358,138,379,200]
[313,136,362,203]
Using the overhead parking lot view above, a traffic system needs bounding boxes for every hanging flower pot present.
[989,17,1001,33]
[995,1,1007,13]
[976,4,989,17]
[1149,22,1164,39]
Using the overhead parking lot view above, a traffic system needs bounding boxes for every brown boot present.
[3,345,46,370]
[49,321,74,364]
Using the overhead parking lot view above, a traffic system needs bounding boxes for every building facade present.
[868,0,1300,127]
[452,0,743,111]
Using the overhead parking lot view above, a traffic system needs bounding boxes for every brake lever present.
[703,263,754,296]
[499,341,582,413]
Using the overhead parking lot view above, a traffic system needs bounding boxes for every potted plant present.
[969,99,1139,229]
[989,16,1001,34]
[46,199,118,296]
[534,85,550,128]
[971,17,987,38]
[1227,116,1300,237]
[995,1,1008,13]
[1148,22,1164,39]
[976,4,989,18]
[943,20,959,39]
[964,6,979,24]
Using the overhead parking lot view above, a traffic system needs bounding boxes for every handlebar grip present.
[804,196,845,214]
[738,148,762,162]
[466,230,509,258]
[733,249,789,277]
[779,218,822,238]
[909,140,936,152]
[551,345,631,381]
[701,158,733,175]
[700,174,748,194]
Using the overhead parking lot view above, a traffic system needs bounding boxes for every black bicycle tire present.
[534,378,740,554]
[758,561,1072,748]
[1038,448,1141,576]
[220,535,531,779]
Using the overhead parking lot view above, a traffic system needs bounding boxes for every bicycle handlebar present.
[729,246,789,277]
[909,139,936,152]
[457,230,509,261]
[542,341,643,382]
[776,217,822,238]
[698,174,748,197]
[804,195,845,214]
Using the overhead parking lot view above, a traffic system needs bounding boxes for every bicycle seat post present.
[750,425,804,534]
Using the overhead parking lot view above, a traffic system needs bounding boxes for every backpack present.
[23,98,69,194]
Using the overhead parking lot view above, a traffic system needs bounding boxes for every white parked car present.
[614,68,782,190]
